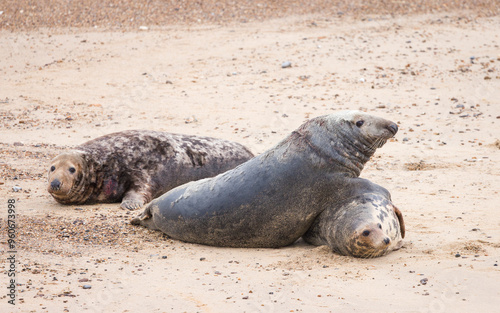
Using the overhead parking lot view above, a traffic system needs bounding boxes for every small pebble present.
[420,278,428,285]
[455,253,461,258]
[200,257,206,261]
[82,285,92,289]
[12,186,22,192]
[161,256,168,259]
[281,61,292,68]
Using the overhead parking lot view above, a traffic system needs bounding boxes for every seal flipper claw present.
[120,199,144,210]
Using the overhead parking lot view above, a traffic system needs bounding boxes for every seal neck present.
[292,126,373,177]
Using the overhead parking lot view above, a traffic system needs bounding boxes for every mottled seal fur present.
[131,111,398,247]
[303,179,405,258]
[47,130,254,210]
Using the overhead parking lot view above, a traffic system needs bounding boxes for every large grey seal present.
[47,130,254,210]
[131,111,398,247]
[302,179,405,258]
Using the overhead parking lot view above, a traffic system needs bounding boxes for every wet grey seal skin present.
[303,179,405,258]
[131,111,398,248]
[47,130,254,210]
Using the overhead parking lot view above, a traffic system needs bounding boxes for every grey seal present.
[303,179,405,258]
[47,130,254,210]
[131,111,398,247]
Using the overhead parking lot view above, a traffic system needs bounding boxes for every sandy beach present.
[1,1,499,312]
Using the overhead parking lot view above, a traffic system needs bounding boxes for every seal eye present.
[69,167,76,174]
[50,166,56,172]
[378,223,382,229]
[355,120,364,127]
[362,230,371,237]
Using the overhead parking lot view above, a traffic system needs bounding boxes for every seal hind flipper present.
[392,204,405,238]
[131,204,155,227]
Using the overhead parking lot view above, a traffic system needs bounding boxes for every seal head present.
[303,179,405,258]
[47,151,93,204]
[295,110,398,177]
[333,195,404,258]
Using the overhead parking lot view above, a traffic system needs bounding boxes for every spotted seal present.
[131,111,398,247]
[303,179,405,258]
[47,130,254,210]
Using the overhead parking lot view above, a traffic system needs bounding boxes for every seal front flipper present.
[120,180,154,210]
[392,204,405,239]
[120,189,146,210]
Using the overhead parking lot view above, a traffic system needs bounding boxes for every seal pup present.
[47,130,254,210]
[131,111,398,247]
[303,179,405,258]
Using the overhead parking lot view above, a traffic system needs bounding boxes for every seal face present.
[131,111,398,248]
[47,130,254,210]
[303,179,405,258]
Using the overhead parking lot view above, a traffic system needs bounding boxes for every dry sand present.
[1,2,500,313]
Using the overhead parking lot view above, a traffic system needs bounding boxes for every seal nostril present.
[51,179,61,190]
[383,238,390,245]
[387,123,398,135]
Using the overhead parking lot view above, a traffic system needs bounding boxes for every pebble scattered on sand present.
[1,0,498,30]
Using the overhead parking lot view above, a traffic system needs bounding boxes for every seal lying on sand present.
[47,130,254,210]
[303,179,405,258]
[131,111,398,247]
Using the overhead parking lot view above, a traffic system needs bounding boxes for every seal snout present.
[383,237,391,245]
[50,179,62,191]
[387,123,398,136]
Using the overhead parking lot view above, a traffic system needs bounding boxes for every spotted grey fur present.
[303,178,405,258]
[47,130,254,210]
